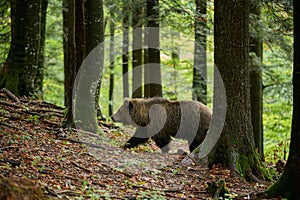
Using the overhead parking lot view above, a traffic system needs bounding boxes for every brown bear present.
[111,97,212,153]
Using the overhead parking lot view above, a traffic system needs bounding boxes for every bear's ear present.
[124,98,134,111]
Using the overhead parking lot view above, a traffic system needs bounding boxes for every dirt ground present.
[0,91,278,199]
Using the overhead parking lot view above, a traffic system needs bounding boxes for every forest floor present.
[0,90,280,199]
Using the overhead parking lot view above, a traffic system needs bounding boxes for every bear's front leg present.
[123,137,149,149]
[123,127,150,149]
[152,133,172,153]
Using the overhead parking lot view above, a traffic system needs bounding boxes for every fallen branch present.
[57,136,114,151]
[72,128,104,138]
[70,160,92,173]
[0,145,20,151]
[132,184,183,194]
[2,88,20,103]
[43,119,61,127]
[0,121,18,130]
[0,99,24,109]
[0,159,21,167]
[56,190,82,196]
[20,99,64,110]
[31,107,64,115]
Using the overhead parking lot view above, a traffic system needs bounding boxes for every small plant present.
[31,156,42,166]
[138,190,166,200]
[28,115,39,123]
[81,179,89,191]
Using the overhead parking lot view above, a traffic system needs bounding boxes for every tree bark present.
[170,32,179,100]
[122,1,130,99]
[63,0,76,128]
[249,0,264,160]
[109,14,115,116]
[84,0,104,119]
[192,0,207,104]
[144,0,150,98]
[0,0,44,98]
[35,0,48,98]
[209,0,269,181]
[145,0,162,97]
[75,0,85,73]
[262,1,300,198]
[132,0,143,98]
[73,0,104,131]
[22,0,42,97]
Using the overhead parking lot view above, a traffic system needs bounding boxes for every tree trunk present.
[192,0,207,104]
[122,1,130,99]
[209,0,269,181]
[144,1,150,98]
[73,0,104,131]
[0,0,26,95]
[145,0,162,97]
[249,0,264,160]
[262,1,300,198]
[84,0,104,119]
[109,15,115,116]
[75,0,85,73]
[22,0,42,97]
[35,0,48,98]
[63,0,76,128]
[0,0,43,98]
[170,32,179,100]
[132,0,143,98]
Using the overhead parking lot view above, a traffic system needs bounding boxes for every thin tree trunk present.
[122,1,130,99]
[249,0,263,160]
[75,0,85,73]
[35,0,48,98]
[109,16,115,116]
[22,0,42,97]
[63,0,76,128]
[146,0,162,97]
[144,0,150,98]
[170,32,179,100]
[132,0,143,98]
[193,0,207,104]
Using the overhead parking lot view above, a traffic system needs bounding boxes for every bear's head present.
[111,98,150,127]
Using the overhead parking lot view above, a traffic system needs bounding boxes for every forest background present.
[0,0,293,163]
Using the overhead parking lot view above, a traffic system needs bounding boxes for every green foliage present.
[43,0,64,106]
[138,190,165,200]
[260,1,293,163]
[0,1,10,65]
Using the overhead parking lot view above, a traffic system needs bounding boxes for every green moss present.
[236,151,272,181]
[236,154,251,178]
[5,74,19,96]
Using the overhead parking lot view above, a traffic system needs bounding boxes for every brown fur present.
[111,97,212,153]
